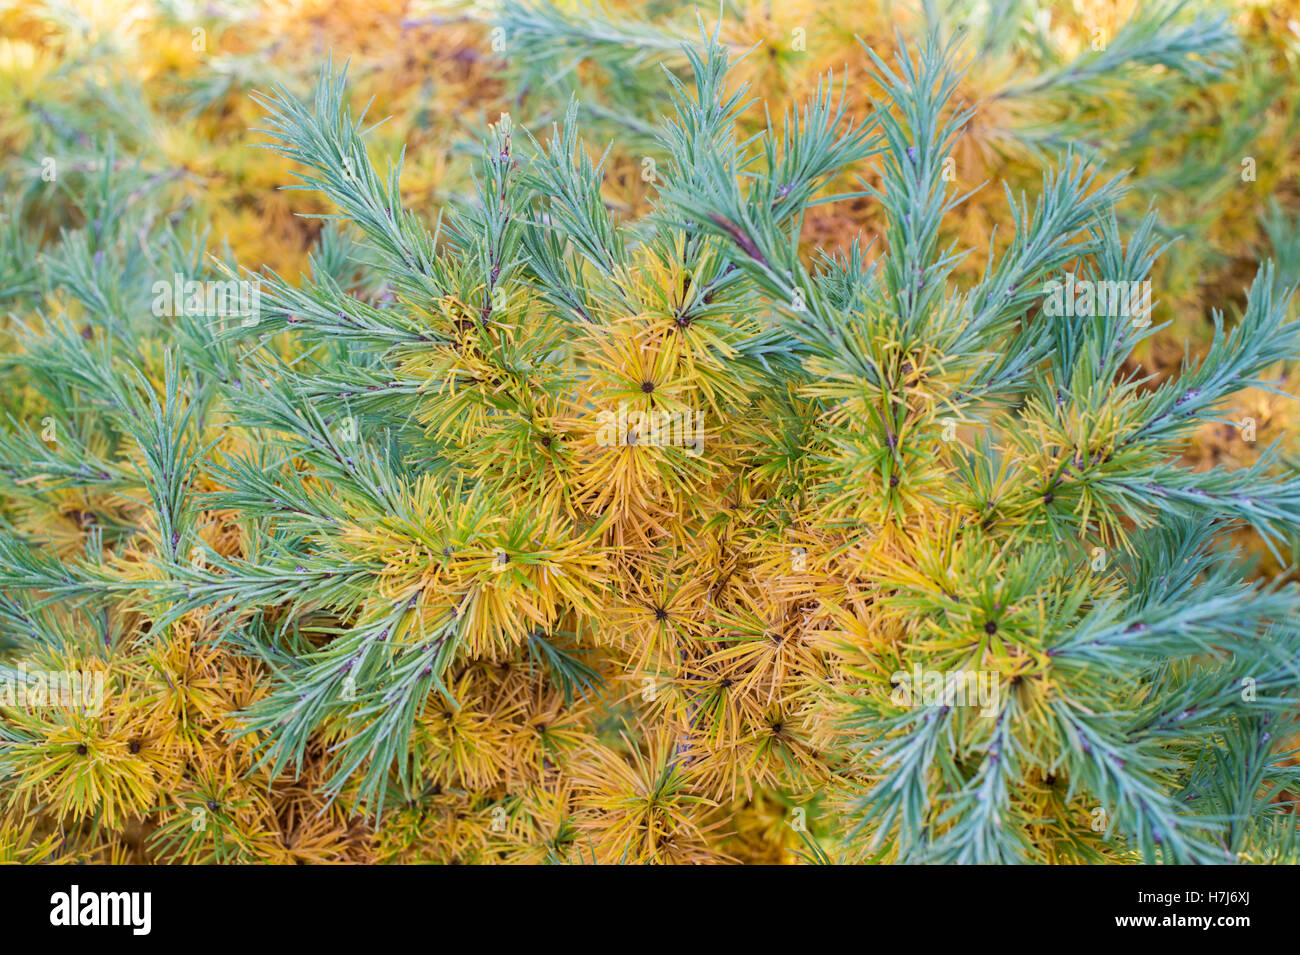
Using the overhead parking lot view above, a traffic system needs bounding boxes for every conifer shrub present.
[486,0,1299,315]
[479,0,1300,576]
[2,14,1300,864]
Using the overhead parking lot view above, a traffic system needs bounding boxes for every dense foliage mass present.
[1,1,1298,863]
